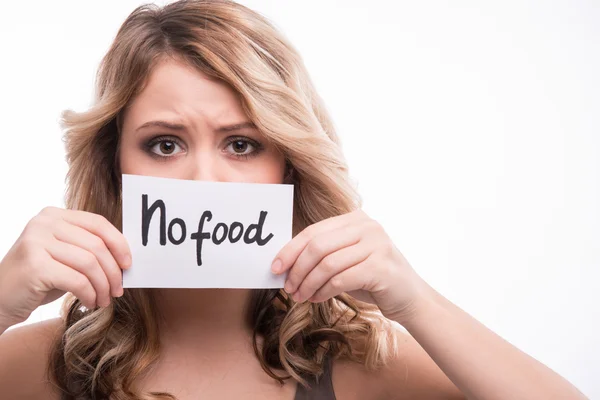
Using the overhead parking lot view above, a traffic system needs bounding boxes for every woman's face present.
[119,58,286,183]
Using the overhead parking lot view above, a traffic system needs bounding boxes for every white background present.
[0,1,598,398]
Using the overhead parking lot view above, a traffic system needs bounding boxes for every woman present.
[0,1,587,399]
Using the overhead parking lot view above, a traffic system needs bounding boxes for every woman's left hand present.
[271,209,431,323]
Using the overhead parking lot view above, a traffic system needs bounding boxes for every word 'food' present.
[141,194,274,266]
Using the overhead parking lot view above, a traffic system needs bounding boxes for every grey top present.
[294,356,336,400]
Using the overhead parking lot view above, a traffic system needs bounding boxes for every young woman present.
[0,1,587,399]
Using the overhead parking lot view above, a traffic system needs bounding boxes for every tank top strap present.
[294,355,336,400]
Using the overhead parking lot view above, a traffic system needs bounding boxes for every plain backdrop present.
[0,0,598,397]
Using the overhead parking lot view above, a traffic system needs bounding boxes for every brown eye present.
[224,136,263,160]
[148,138,184,157]
[232,140,248,153]
[159,141,176,154]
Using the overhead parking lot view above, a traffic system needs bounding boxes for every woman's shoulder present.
[0,317,64,400]
[332,323,465,400]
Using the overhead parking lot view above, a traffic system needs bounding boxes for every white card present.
[121,174,293,288]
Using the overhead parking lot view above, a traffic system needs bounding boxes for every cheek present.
[234,159,283,184]
[118,140,148,175]
[118,146,134,174]
[255,151,286,184]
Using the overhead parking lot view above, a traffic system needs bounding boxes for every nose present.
[189,151,220,182]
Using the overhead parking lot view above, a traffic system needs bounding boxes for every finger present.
[284,224,364,294]
[59,208,132,270]
[46,239,112,307]
[308,257,371,303]
[271,209,365,275]
[53,220,124,297]
[42,256,97,309]
[292,240,370,303]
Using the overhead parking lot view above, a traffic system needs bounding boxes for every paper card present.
[121,174,294,288]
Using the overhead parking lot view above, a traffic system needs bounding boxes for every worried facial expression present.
[118,57,286,184]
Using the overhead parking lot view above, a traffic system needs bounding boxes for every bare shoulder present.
[0,317,64,400]
[333,323,466,400]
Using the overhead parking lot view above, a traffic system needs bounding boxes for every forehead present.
[121,58,247,130]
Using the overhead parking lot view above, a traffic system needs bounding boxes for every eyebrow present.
[135,120,258,133]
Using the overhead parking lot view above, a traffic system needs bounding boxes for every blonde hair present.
[49,1,397,398]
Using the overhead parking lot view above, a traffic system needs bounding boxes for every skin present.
[0,57,587,399]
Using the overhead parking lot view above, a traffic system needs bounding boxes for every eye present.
[224,136,263,159]
[146,136,185,158]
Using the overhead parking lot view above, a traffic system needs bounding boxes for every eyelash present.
[144,135,264,161]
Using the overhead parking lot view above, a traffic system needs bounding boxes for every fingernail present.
[292,292,301,302]
[271,259,282,274]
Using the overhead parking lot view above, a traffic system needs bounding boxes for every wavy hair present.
[48,1,397,398]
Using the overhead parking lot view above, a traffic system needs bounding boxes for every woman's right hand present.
[0,206,132,329]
